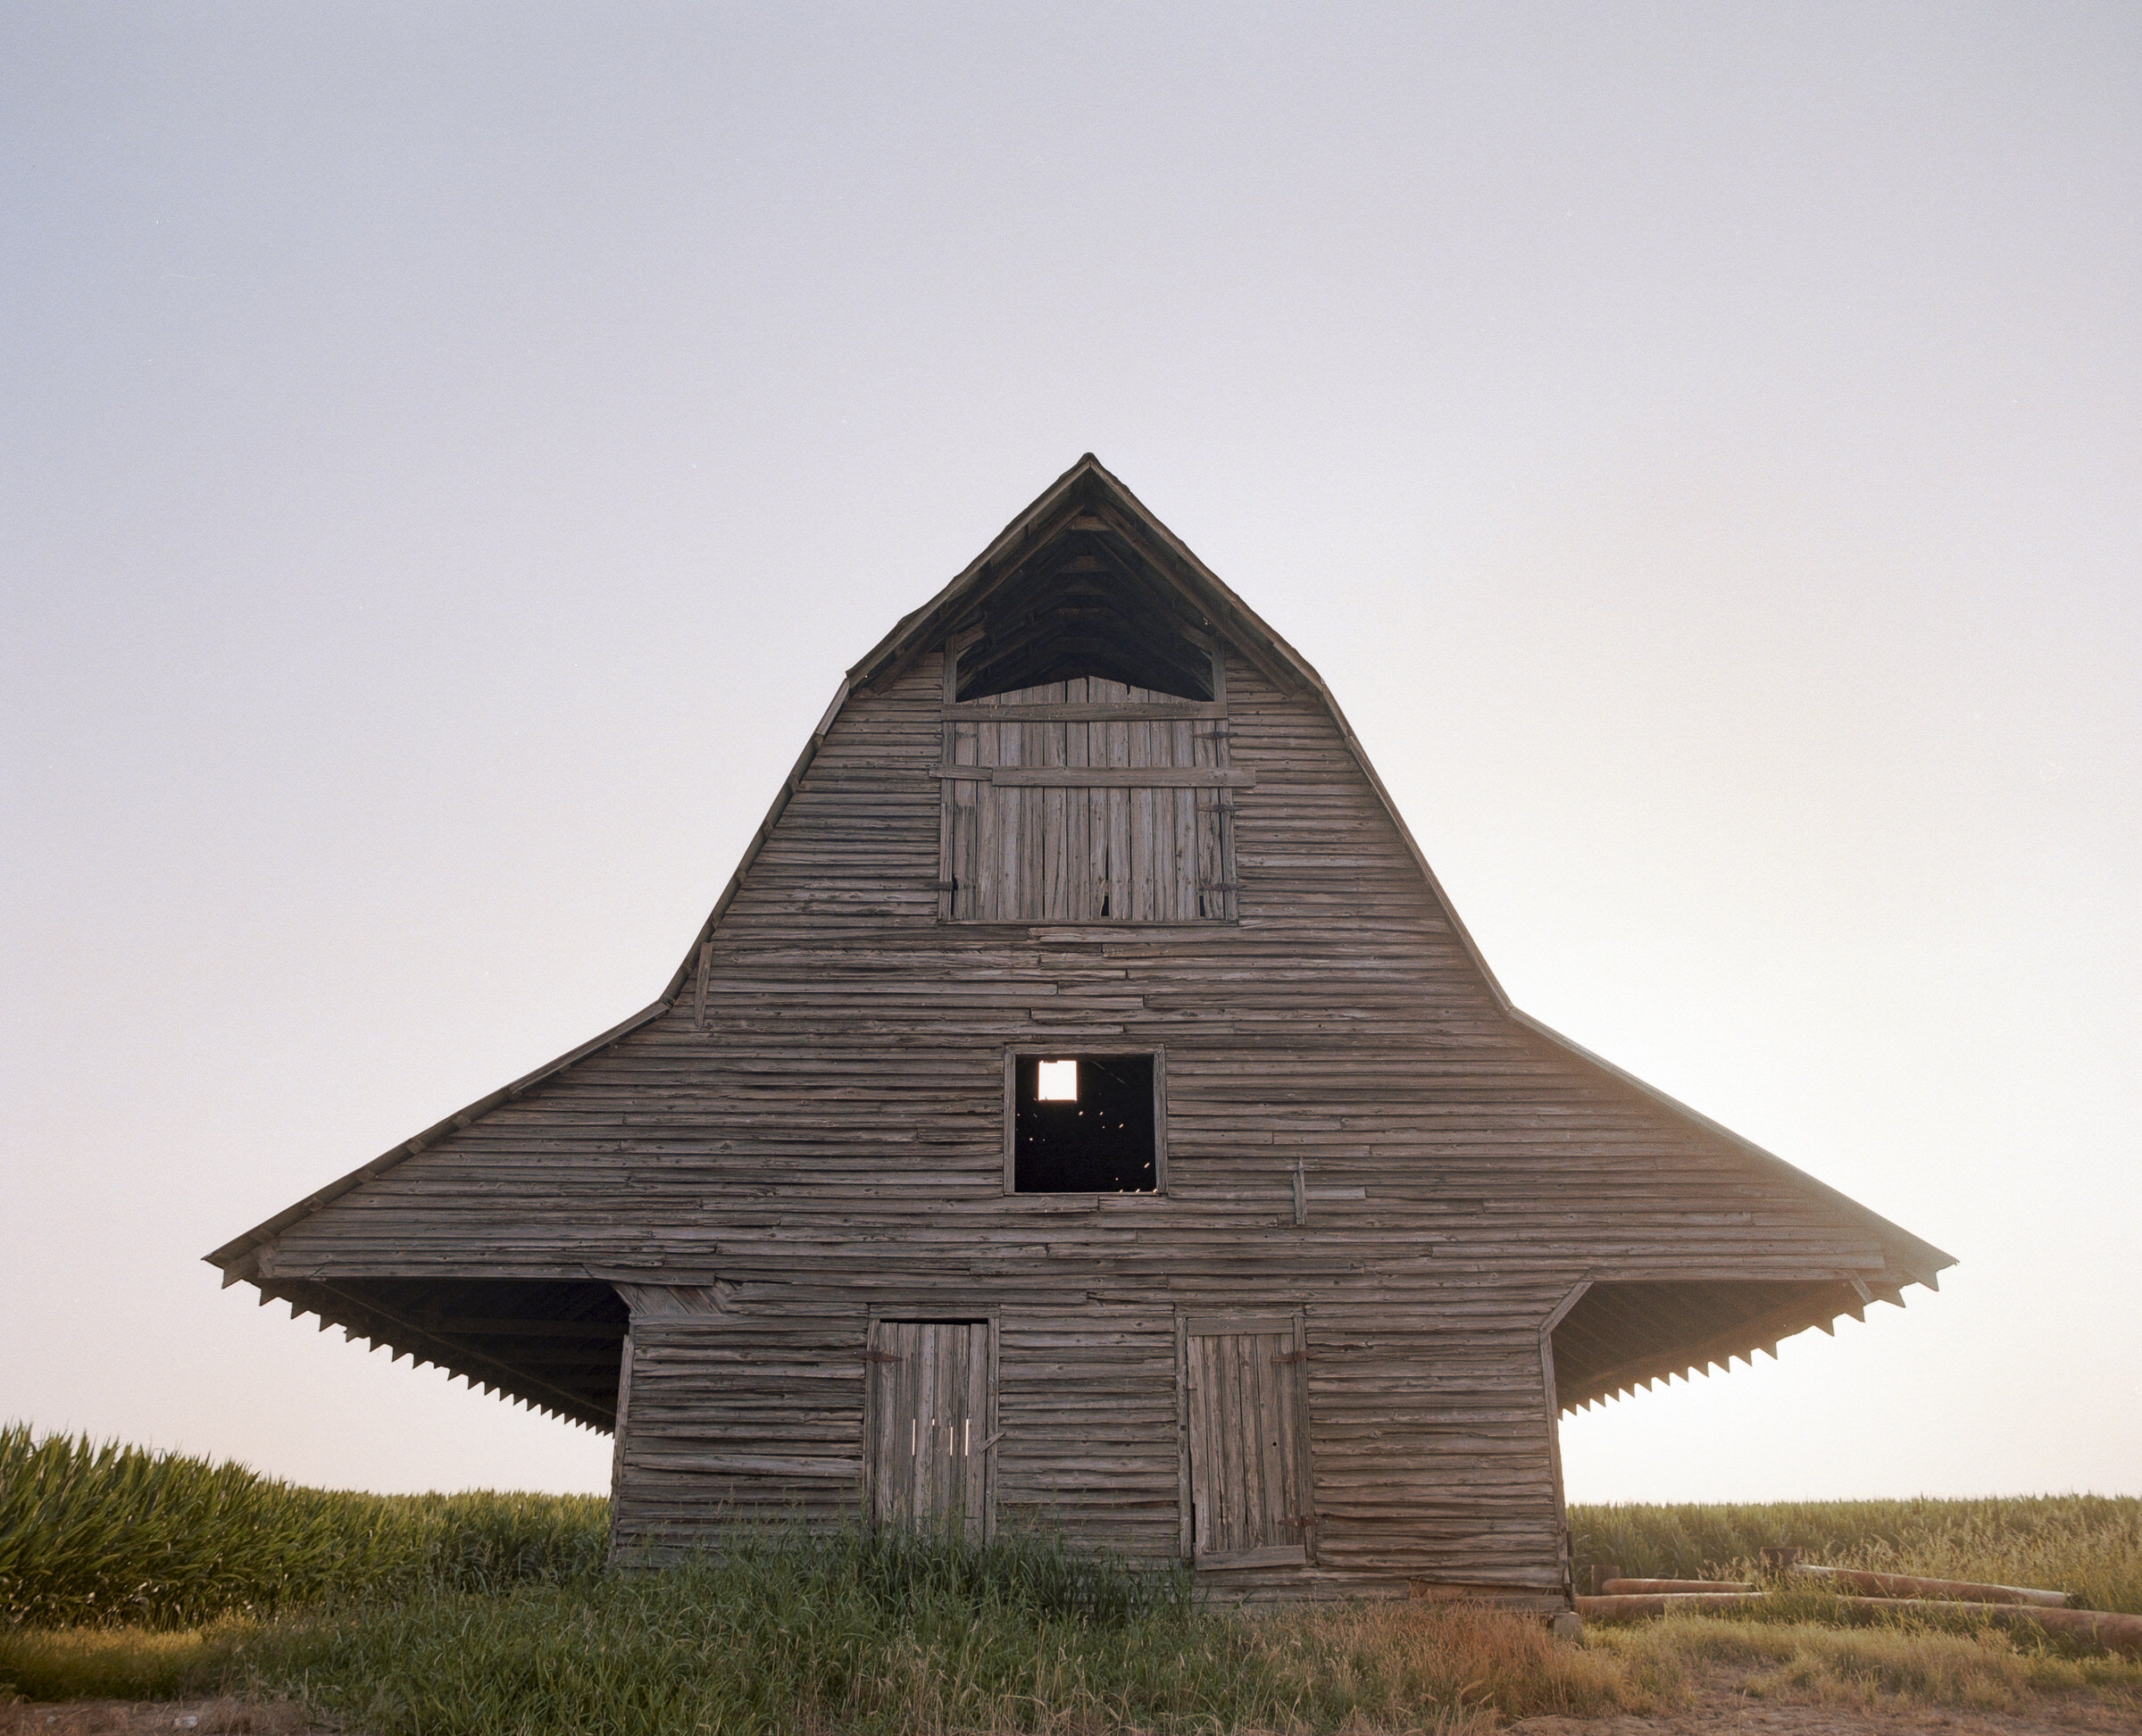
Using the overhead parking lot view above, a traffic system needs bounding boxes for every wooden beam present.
[1197,1543,1308,1571]
[1069,497,1302,691]
[940,702,1224,722]
[1181,1313,1296,1336]
[936,765,1255,789]
[1539,1276,1595,1337]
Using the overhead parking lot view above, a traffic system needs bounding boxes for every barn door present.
[940,674,1237,923]
[1182,1315,1312,1568]
[864,1320,994,1541]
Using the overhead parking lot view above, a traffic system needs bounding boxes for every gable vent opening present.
[954,534,1214,702]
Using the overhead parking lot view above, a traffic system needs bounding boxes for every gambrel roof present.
[208,455,1952,1426]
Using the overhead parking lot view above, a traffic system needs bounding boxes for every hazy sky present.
[5,5,2137,1502]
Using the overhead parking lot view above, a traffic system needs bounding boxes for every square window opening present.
[1012,1054,1158,1193]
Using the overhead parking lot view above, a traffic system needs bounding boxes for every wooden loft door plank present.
[1184,1320,1312,1572]
[938,668,1238,922]
[866,1320,993,1542]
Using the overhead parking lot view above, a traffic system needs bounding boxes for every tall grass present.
[0,1424,605,1628]
[1570,1496,2142,1615]
[13,1592,2132,1735]
[243,1535,1227,1735]
[80,1537,1623,1735]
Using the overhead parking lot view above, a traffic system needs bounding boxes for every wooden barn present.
[208,455,1952,1605]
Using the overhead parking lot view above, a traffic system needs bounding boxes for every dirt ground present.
[4,1673,2137,1736]
[0,1704,330,1736]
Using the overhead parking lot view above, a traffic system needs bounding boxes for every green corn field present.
[8,1423,2141,1631]
[1569,1495,2142,1615]
[8,1423,2139,1633]
[0,1423,606,1628]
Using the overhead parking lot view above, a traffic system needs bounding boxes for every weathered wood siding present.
[254,647,1910,1596]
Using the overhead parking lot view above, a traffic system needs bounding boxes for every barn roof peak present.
[847,453,1311,702]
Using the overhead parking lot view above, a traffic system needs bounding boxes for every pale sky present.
[4,4,2137,1501]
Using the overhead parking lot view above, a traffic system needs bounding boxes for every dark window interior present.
[1013,1054,1157,1192]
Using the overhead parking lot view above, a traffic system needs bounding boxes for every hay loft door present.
[864,1319,995,1541]
[1181,1313,1313,1569]
[938,669,1241,924]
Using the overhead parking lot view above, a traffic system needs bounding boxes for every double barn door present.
[864,1320,994,1542]
[864,1314,1315,1569]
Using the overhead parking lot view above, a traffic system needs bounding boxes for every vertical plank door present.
[865,1320,992,1543]
[1185,1318,1311,1569]
[940,677,1234,922]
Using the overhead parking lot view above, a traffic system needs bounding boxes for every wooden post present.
[605,1329,634,1564]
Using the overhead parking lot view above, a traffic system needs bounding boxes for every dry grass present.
[1592,1612,2142,1716]
[0,1623,249,1703]
[1246,1600,1646,1727]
